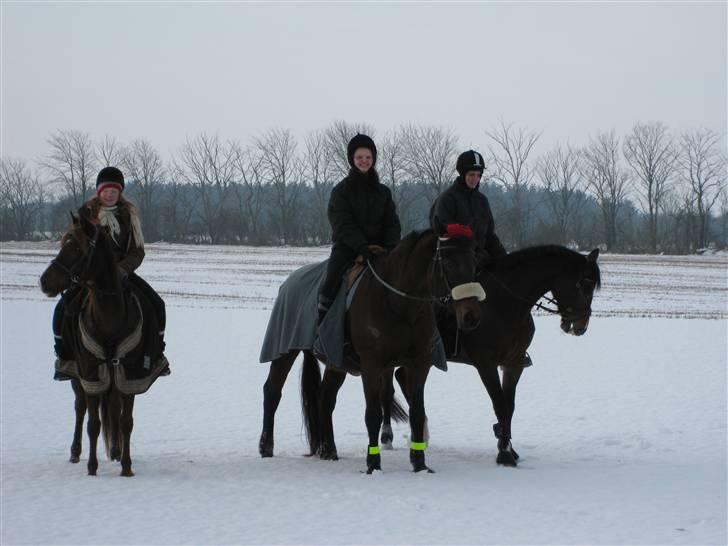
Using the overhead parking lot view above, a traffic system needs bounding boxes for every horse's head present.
[40,213,102,297]
[551,248,601,336]
[434,225,484,331]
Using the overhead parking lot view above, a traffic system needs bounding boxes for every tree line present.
[1,120,726,254]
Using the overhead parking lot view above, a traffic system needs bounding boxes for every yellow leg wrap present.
[410,441,427,451]
[368,446,380,455]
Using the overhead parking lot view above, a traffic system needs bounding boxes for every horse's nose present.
[462,310,480,331]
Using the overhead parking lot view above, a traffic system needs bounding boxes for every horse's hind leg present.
[259,351,298,458]
[119,394,135,477]
[108,390,122,461]
[70,379,86,463]
[86,395,101,476]
[318,368,346,460]
[380,369,395,449]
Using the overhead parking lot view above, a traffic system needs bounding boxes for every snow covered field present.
[1,241,726,545]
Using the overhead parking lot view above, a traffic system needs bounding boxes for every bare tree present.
[678,129,727,249]
[323,120,376,179]
[122,139,165,241]
[41,130,96,205]
[175,133,237,244]
[231,144,265,243]
[623,122,678,252]
[0,159,41,239]
[538,144,584,245]
[301,129,335,243]
[96,135,124,167]
[486,121,541,247]
[378,127,417,231]
[401,123,459,203]
[581,131,631,251]
[162,171,196,243]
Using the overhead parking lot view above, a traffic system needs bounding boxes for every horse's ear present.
[69,211,79,224]
[587,248,599,262]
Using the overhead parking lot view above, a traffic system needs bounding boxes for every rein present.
[365,238,462,305]
[478,267,566,316]
[51,226,119,296]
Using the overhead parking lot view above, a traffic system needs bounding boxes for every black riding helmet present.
[456,150,485,177]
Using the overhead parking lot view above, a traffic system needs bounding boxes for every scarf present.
[98,205,144,248]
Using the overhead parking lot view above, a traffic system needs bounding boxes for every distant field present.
[4,241,726,319]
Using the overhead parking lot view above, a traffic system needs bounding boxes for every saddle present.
[56,284,168,393]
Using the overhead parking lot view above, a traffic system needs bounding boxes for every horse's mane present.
[60,222,89,251]
[487,245,601,288]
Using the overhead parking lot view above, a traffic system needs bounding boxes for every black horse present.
[395,245,601,467]
[259,229,484,473]
[40,214,166,476]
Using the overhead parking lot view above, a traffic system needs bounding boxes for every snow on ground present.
[1,242,726,545]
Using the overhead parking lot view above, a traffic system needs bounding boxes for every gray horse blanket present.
[259,259,447,371]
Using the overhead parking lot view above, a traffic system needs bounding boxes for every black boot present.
[317,295,332,326]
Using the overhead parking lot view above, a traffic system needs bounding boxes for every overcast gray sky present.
[2,1,726,162]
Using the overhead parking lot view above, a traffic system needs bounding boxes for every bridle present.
[49,225,118,296]
[479,266,596,320]
[366,237,475,305]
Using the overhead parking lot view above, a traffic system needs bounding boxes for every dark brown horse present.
[395,245,601,466]
[40,214,162,476]
[260,229,484,473]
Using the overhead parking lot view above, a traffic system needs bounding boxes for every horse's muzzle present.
[560,316,590,336]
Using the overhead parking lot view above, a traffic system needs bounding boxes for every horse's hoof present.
[381,441,393,451]
[511,447,520,461]
[365,466,381,475]
[380,432,393,445]
[121,468,134,477]
[496,450,518,467]
[414,466,435,474]
[366,453,381,473]
[110,448,121,462]
[259,432,273,458]
[87,469,97,476]
[69,455,80,464]
[319,450,338,461]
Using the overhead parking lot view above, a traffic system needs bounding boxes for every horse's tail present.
[100,392,113,460]
[300,350,321,455]
[390,395,409,424]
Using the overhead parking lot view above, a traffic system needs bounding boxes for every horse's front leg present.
[405,362,433,473]
[318,368,346,460]
[70,379,86,463]
[473,358,517,466]
[86,395,101,476]
[119,393,135,477]
[497,364,524,466]
[108,389,122,461]
[361,365,383,474]
[259,351,298,458]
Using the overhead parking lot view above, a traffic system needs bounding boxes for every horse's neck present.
[495,254,568,307]
[88,262,127,335]
[379,242,433,302]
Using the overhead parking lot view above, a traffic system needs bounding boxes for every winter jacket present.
[430,177,506,257]
[328,169,401,253]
